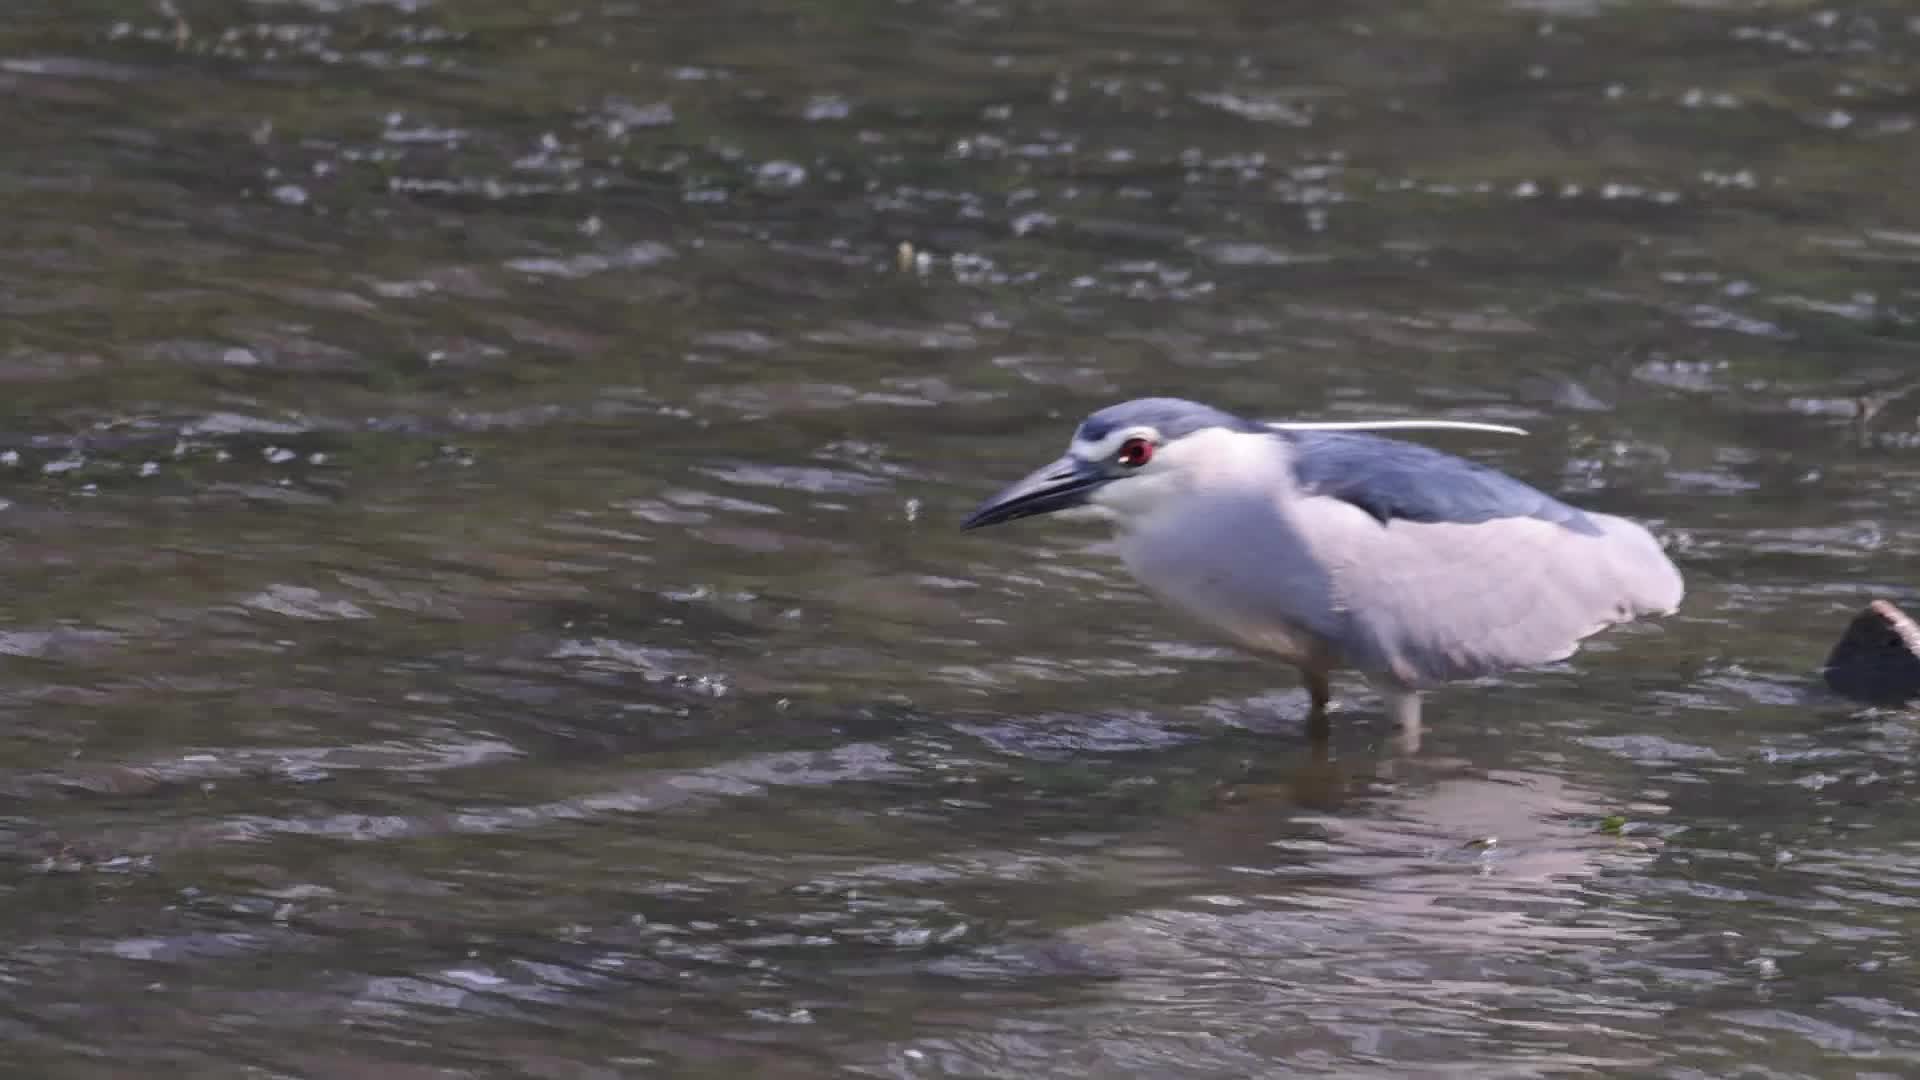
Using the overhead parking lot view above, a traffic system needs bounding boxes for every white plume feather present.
[1265,419,1528,436]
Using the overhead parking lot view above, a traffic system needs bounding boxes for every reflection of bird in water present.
[923,741,1671,1075]
[964,398,1684,748]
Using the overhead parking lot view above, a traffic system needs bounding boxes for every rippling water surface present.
[4,1,1920,1075]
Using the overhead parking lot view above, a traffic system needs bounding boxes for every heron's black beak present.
[961,455,1107,530]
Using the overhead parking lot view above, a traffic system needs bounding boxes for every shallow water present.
[3,1,1920,1076]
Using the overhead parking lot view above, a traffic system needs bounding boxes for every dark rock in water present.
[1824,600,1920,704]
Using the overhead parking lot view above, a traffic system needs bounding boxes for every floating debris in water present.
[754,160,807,189]
[804,95,850,121]
[893,241,934,276]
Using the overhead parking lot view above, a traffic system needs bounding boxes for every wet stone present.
[1824,600,1920,704]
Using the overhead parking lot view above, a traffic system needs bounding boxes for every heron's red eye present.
[1116,437,1154,468]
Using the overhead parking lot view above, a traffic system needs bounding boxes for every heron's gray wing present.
[1295,497,1683,687]
[1287,431,1601,535]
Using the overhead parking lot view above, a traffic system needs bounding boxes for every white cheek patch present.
[1161,427,1290,479]
[1070,425,1161,462]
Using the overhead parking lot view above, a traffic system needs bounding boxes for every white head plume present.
[1264,418,1528,436]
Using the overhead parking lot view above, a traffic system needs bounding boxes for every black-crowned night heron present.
[961,398,1683,744]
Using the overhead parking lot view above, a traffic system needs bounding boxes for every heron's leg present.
[1302,669,1332,741]
[1304,670,1331,712]
[1384,689,1422,755]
